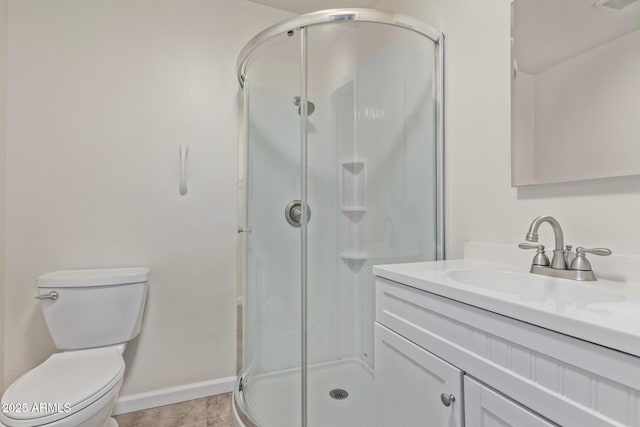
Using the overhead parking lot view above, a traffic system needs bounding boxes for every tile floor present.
[114,393,232,427]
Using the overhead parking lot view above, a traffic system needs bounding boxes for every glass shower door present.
[303,22,439,427]
[241,29,304,426]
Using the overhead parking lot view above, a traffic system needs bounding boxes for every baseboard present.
[112,376,237,415]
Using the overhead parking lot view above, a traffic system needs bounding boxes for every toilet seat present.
[0,347,124,427]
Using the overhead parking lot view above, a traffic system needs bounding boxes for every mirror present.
[511,0,640,186]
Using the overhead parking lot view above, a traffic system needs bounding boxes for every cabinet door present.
[375,323,463,427]
[464,377,557,427]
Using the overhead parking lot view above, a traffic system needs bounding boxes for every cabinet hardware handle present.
[441,393,455,407]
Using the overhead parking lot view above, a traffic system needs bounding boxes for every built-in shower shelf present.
[341,206,367,213]
[340,252,368,261]
[341,161,365,174]
[341,161,366,220]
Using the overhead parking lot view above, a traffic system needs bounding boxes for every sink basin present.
[444,269,624,304]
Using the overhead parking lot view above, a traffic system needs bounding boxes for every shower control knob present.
[285,200,311,228]
[440,393,455,407]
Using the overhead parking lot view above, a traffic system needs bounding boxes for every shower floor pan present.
[240,357,375,427]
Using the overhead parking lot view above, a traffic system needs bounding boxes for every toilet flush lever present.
[35,291,58,301]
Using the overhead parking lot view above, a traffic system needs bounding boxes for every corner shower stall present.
[234,9,444,427]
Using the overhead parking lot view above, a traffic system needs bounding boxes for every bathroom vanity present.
[374,259,640,427]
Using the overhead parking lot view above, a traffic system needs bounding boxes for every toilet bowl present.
[0,268,149,427]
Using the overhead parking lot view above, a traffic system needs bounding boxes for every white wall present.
[0,0,6,392]
[4,0,291,395]
[375,0,640,259]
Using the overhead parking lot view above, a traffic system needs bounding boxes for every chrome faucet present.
[525,215,566,270]
[519,215,612,281]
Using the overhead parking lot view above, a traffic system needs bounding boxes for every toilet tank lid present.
[37,267,150,288]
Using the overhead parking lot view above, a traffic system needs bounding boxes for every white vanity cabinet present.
[375,323,551,427]
[375,323,463,427]
[464,377,554,427]
[374,275,640,427]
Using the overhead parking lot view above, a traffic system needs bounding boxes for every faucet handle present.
[576,247,612,257]
[519,243,550,266]
[570,247,612,271]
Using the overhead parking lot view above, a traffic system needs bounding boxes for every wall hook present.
[179,144,189,196]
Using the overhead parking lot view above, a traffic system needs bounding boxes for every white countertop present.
[374,259,640,358]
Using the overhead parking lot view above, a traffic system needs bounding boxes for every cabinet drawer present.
[464,377,556,427]
[376,277,640,427]
[375,323,463,427]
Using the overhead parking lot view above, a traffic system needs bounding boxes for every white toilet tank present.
[36,267,149,350]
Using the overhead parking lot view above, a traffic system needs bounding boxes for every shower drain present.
[329,389,349,400]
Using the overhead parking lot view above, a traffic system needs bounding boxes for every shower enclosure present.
[234,9,444,427]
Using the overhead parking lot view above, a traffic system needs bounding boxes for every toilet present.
[0,267,150,427]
